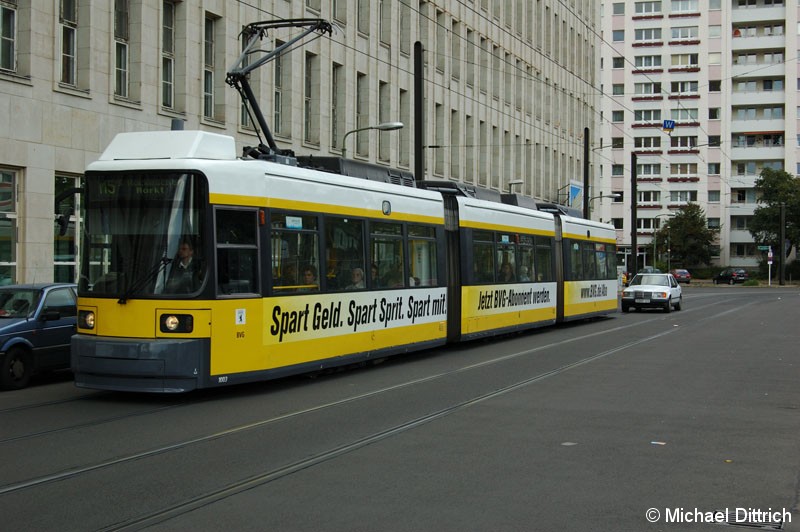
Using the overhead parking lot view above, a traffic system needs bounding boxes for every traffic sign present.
[758,245,770,251]
[662,120,675,131]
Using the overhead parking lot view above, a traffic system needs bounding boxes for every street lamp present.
[587,193,620,220]
[341,121,404,160]
[507,180,524,193]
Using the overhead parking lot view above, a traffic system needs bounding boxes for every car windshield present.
[630,274,669,287]
[0,288,43,318]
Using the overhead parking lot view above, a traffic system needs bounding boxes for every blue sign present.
[663,120,675,130]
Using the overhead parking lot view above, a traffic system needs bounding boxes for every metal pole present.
[630,153,638,275]
[779,202,786,285]
[414,42,425,182]
[583,127,590,219]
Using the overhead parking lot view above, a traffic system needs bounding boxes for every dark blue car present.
[0,283,77,389]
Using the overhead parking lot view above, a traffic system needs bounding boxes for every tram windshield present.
[78,172,207,299]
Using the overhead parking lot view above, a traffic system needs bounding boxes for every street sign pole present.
[767,248,773,286]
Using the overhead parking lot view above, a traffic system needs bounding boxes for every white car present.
[621,273,682,313]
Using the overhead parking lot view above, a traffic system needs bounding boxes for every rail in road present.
[1,287,799,531]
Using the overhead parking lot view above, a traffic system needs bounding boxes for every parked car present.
[713,268,749,285]
[621,273,683,313]
[670,269,692,284]
[0,283,77,389]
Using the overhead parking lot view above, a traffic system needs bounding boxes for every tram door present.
[553,215,566,323]
[442,195,462,343]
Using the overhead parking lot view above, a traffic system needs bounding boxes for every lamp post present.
[507,180,524,194]
[341,121,404,160]
[587,193,620,220]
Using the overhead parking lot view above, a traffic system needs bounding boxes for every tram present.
[70,130,618,392]
[70,18,617,392]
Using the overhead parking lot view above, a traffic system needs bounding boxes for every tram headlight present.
[164,315,180,330]
[159,313,194,333]
[79,310,95,330]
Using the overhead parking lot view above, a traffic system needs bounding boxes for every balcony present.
[732,63,785,79]
[731,6,785,24]
[730,144,784,161]
[730,118,785,134]
[731,90,785,106]
[732,34,785,52]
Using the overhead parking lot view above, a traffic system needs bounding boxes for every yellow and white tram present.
[71,130,618,392]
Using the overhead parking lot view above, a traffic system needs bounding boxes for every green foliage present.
[653,203,718,268]
[750,168,800,258]
[742,279,760,287]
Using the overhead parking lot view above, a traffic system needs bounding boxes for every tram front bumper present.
[71,335,210,393]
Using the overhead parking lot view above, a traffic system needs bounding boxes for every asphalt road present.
[2,286,800,532]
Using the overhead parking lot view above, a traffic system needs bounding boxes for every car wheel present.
[1,347,32,390]
[664,298,672,313]
[674,298,682,311]
[622,304,630,313]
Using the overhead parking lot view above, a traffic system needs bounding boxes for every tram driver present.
[166,239,202,293]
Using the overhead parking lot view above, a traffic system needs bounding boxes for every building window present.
[60,0,77,85]
[612,57,624,68]
[612,84,624,96]
[0,1,16,72]
[612,2,625,14]
[331,63,344,149]
[635,1,662,15]
[709,108,720,120]
[162,1,175,109]
[670,108,697,122]
[304,52,319,144]
[378,81,390,161]
[709,80,721,92]
[611,137,624,149]
[634,28,662,42]
[399,89,410,166]
[612,164,624,176]
[635,109,662,122]
[612,110,624,122]
[708,136,721,147]
[273,42,292,136]
[356,72,368,156]
[203,16,215,119]
[114,0,129,98]
[671,0,698,13]
[612,30,624,42]
[708,163,720,175]
[708,191,720,202]
[0,169,17,284]
[670,26,698,41]
[635,55,662,68]
[670,80,698,95]
[54,175,82,283]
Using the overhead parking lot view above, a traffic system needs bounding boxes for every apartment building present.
[0,0,598,284]
[598,0,799,269]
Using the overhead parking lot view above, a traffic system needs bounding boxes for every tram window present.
[409,225,438,287]
[325,217,365,291]
[271,212,319,293]
[216,209,259,295]
[518,235,534,282]
[596,243,609,279]
[535,237,554,282]
[370,222,404,288]
[497,239,516,283]
[583,242,597,279]
[605,245,618,279]
[567,240,583,281]
[471,230,494,284]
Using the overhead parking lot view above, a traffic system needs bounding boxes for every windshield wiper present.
[117,257,172,304]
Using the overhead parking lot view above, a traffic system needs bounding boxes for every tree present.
[653,203,718,268]
[749,168,800,258]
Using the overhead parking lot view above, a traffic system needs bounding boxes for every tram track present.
[0,291,788,532]
[0,301,736,502]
